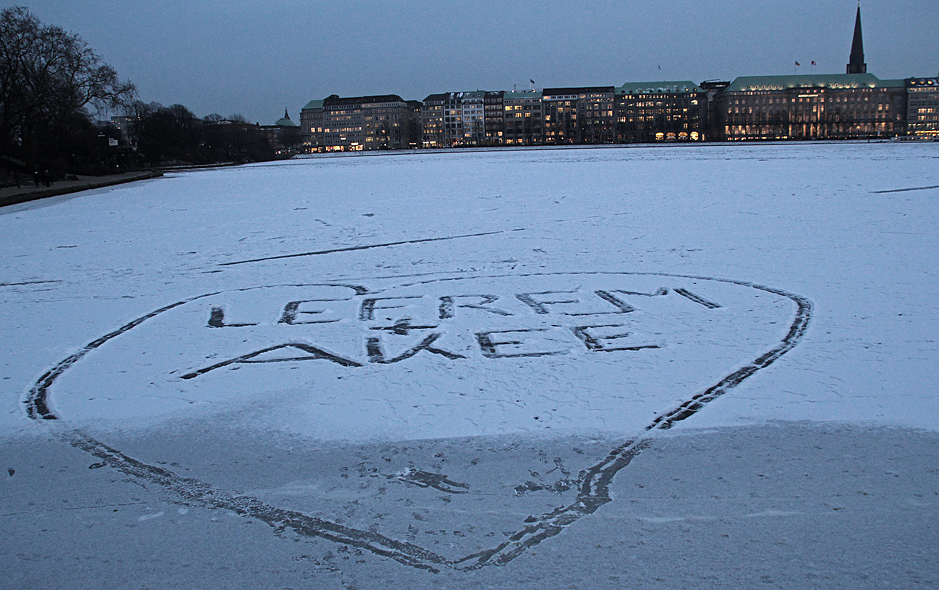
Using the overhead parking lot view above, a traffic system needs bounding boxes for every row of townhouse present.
[411,83,707,148]
[301,81,710,152]
[294,10,937,152]
[297,75,938,152]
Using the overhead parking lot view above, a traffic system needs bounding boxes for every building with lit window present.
[484,91,505,145]
[542,87,615,144]
[302,95,420,152]
[713,74,906,141]
[710,5,908,141]
[420,94,446,148]
[905,78,939,138]
[321,95,364,150]
[442,93,465,147]
[293,5,939,148]
[422,91,500,147]
[461,91,486,145]
[502,91,543,145]
[576,88,616,144]
[614,81,707,142]
[359,98,421,150]
[299,99,325,152]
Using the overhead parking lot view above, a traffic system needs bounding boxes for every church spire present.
[847,4,867,74]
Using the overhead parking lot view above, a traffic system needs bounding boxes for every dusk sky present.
[6,1,938,124]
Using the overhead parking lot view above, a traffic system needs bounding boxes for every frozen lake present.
[1,142,937,588]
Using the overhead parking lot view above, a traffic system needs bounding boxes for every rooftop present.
[616,81,703,94]
[543,86,615,97]
[324,94,407,107]
[503,91,542,101]
[726,73,905,92]
[273,108,297,127]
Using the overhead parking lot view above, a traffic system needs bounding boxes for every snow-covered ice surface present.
[1,143,937,588]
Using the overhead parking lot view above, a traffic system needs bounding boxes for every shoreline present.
[0,170,164,208]
[291,137,904,161]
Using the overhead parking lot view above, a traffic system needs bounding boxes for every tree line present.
[0,6,284,183]
[125,103,282,168]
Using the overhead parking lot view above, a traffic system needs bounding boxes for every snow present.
[3,142,937,435]
[1,142,937,587]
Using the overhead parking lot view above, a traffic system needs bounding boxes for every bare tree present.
[0,6,136,167]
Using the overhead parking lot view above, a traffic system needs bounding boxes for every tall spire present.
[847,4,867,74]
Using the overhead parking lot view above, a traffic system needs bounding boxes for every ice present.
[3,142,937,435]
[1,142,937,586]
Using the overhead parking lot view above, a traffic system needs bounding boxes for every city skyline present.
[5,0,938,124]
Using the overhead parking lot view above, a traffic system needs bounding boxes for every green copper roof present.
[616,81,702,94]
[301,99,325,110]
[503,91,541,100]
[725,73,904,92]
[273,108,298,127]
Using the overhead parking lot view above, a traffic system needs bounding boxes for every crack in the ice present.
[218,229,525,266]
[871,184,939,194]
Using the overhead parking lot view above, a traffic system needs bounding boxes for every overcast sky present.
[6,1,938,124]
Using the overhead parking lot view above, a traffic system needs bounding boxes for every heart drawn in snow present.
[27,272,810,572]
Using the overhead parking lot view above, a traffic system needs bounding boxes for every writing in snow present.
[181,286,723,378]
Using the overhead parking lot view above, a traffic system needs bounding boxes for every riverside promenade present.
[0,170,162,208]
